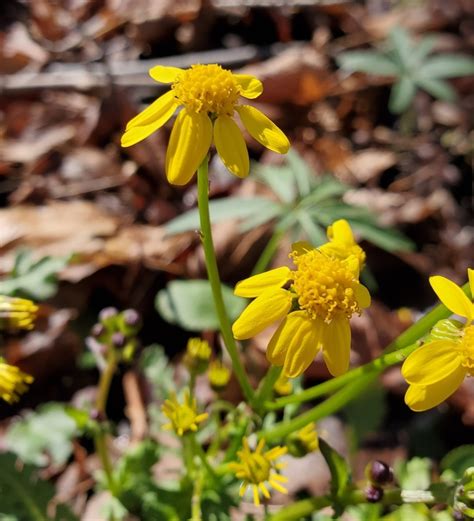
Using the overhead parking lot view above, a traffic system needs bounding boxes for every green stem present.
[261,280,471,441]
[183,435,195,479]
[255,366,281,411]
[192,435,219,483]
[251,228,285,276]
[197,157,255,406]
[190,470,203,521]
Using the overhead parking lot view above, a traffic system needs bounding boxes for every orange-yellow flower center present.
[460,325,474,375]
[172,64,240,116]
[291,250,361,323]
[243,453,271,484]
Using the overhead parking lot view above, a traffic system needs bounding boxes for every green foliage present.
[318,439,351,502]
[0,453,77,521]
[395,457,432,490]
[164,149,414,254]
[0,250,68,300]
[155,279,245,332]
[441,446,474,478]
[5,403,79,467]
[139,344,175,396]
[337,26,474,113]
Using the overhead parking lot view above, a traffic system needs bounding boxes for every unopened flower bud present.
[99,307,118,325]
[286,423,319,458]
[123,309,141,328]
[91,323,106,339]
[185,338,211,374]
[365,460,393,486]
[111,332,126,349]
[365,485,384,503]
[89,408,106,422]
[208,360,231,392]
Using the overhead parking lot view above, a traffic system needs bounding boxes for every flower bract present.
[0,296,38,331]
[402,268,474,411]
[121,64,290,185]
[232,220,370,378]
[162,389,208,436]
[0,359,33,403]
[228,438,288,506]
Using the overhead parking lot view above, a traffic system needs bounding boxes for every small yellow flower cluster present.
[162,390,208,436]
[0,296,38,332]
[184,337,211,374]
[208,359,231,392]
[0,359,33,403]
[232,220,369,378]
[122,63,289,185]
[402,269,474,411]
[229,438,288,506]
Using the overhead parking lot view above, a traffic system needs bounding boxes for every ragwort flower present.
[228,438,288,506]
[184,337,211,374]
[402,269,474,411]
[208,359,231,392]
[121,64,290,185]
[162,389,208,436]
[232,220,370,378]
[287,423,319,457]
[0,359,33,403]
[0,296,38,332]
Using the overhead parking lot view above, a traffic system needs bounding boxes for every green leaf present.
[286,149,314,197]
[319,439,351,499]
[411,35,437,64]
[298,176,347,207]
[389,27,413,69]
[349,219,415,252]
[0,452,77,521]
[5,403,78,467]
[256,164,297,204]
[395,457,432,490]
[155,280,246,331]
[389,76,417,113]
[441,445,474,478]
[418,54,474,78]
[337,51,400,76]
[239,204,283,233]
[139,344,175,397]
[416,77,457,102]
[164,197,282,235]
[296,213,326,245]
[0,250,68,300]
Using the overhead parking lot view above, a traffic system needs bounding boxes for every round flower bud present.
[99,307,119,327]
[365,460,394,486]
[91,323,106,339]
[123,309,141,328]
[208,360,231,392]
[111,332,127,349]
[286,423,319,458]
[365,485,384,503]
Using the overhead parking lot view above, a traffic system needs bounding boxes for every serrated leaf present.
[0,250,68,300]
[418,54,474,79]
[164,197,282,235]
[389,76,417,113]
[155,280,245,331]
[441,445,474,478]
[337,51,400,76]
[319,439,351,499]
[416,77,457,102]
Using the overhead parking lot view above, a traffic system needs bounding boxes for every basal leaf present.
[416,77,457,102]
[389,76,417,114]
[337,51,400,76]
[418,54,474,79]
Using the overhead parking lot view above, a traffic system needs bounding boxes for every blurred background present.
[0,0,473,518]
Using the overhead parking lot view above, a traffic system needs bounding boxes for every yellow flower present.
[184,337,211,374]
[319,219,366,270]
[0,359,33,403]
[287,423,319,457]
[162,389,208,436]
[273,373,292,396]
[228,438,288,506]
[208,359,231,392]
[0,296,38,331]
[402,269,474,411]
[121,64,290,185]
[232,227,370,378]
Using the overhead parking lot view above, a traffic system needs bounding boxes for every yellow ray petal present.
[234,74,263,99]
[232,288,292,340]
[259,483,271,499]
[468,268,474,303]
[354,283,371,309]
[405,364,467,411]
[234,267,292,298]
[430,275,473,320]
[327,219,354,245]
[321,317,351,377]
[121,91,178,147]
[274,312,322,377]
[165,109,212,185]
[237,105,290,154]
[253,485,260,506]
[214,115,249,178]
[401,340,462,386]
[149,65,183,83]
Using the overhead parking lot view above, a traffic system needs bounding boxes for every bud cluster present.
[364,460,394,504]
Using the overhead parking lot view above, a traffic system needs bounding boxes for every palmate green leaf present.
[418,54,474,78]
[441,445,474,478]
[416,77,457,102]
[0,453,77,521]
[165,197,282,235]
[0,250,68,300]
[336,51,400,76]
[319,439,351,500]
[389,76,417,113]
[155,279,245,331]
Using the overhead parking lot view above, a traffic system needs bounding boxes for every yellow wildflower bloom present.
[208,359,231,392]
[184,337,211,374]
[287,423,319,457]
[402,269,474,411]
[229,438,288,506]
[0,296,38,331]
[121,64,290,185]
[232,228,370,377]
[319,219,366,270]
[273,373,292,396]
[0,359,33,403]
[162,389,208,436]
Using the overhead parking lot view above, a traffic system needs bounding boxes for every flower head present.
[287,423,319,457]
[232,221,370,378]
[402,269,474,411]
[184,337,211,374]
[0,359,33,403]
[208,359,231,392]
[0,296,38,332]
[228,438,288,506]
[319,219,366,270]
[121,64,289,185]
[162,389,208,436]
